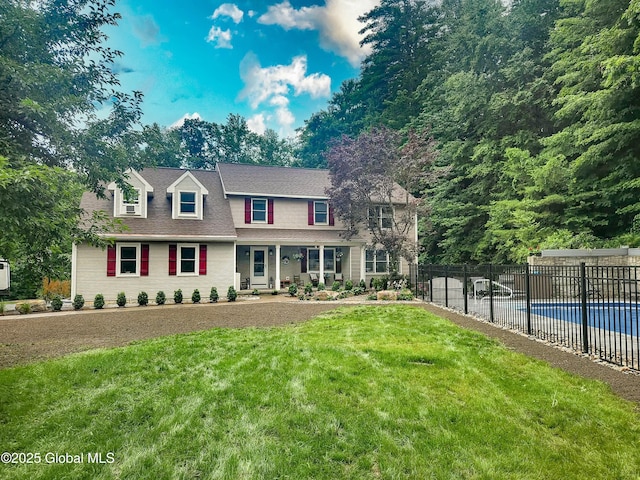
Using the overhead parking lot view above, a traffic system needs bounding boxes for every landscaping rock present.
[377,290,398,301]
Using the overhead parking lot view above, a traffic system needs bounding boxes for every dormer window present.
[107,170,153,219]
[180,192,197,215]
[123,189,141,215]
[167,171,208,220]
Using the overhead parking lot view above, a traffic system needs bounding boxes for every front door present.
[251,247,268,288]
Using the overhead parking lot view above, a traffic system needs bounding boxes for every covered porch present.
[235,243,365,291]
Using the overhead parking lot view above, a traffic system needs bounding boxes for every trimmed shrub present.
[397,290,414,301]
[227,286,237,302]
[304,283,313,295]
[116,292,127,307]
[192,289,201,304]
[156,291,166,305]
[72,294,85,310]
[174,289,183,304]
[138,291,149,306]
[209,287,219,303]
[359,279,366,289]
[288,284,298,297]
[331,281,341,291]
[94,294,105,309]
[373,278,384,291]
[51,295,63,312]
[345,280,354,291]
[317,282,325,291]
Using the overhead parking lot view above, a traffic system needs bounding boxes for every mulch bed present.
[1,299,638,406]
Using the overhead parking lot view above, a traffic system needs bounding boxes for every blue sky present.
[104,0,379,137]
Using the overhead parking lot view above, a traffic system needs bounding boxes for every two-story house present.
[72,163,417,301]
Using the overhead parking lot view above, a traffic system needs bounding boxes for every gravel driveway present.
[1,298,638,405]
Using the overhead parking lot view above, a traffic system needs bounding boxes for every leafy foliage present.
[326,127,439,269]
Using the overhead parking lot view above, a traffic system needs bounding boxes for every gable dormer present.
[107,170,154,218]
[166,171,209,220]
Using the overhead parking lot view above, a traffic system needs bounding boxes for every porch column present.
[360,246,366,283]
[275,244,281,290]
[319,245,325,286]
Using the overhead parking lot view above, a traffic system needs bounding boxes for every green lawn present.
[1,305,639,479]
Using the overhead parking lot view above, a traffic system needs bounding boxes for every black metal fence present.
[410,263,640,371]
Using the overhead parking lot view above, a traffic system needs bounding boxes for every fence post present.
[463,264,469,315]
[444,265,449,308]
[525,263,532,335]
[580,262,589,353]
[489,264,494,323]
[428,264,433,302]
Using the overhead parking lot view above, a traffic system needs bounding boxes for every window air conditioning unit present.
[125,205,137,215]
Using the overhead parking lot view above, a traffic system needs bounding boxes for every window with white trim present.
[314,201,328,225]
[179,191,197,215]
[117,243,140,276]
[307,248,335,272]
[368,206,393,229]
[178,244,198,275]
[252,198,267,223]
[366,249,389,274]
[121,188,141,216]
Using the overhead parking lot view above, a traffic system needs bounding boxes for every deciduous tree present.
[325,127,439,271]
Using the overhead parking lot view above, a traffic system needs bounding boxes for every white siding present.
[74,242,235,303]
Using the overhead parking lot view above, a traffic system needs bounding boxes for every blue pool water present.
[526,302,639,334]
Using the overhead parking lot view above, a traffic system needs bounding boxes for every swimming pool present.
[527,302,639,334]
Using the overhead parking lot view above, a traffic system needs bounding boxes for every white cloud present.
[258,0,379,67]
[206,26,233,48]
[247,114,267,135]
[211,4,244,24]
[239,52,331,109]
[170,112,201,129]
[239,52,330,136]
[275,106,295,132]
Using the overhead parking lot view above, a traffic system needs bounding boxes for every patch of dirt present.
[0,299,335,369]
[1,299,638,406]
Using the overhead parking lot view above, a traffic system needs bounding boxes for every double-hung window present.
[365,249,389,274]
[314,201,328,225]
[178,244,198,275]
[252,199,267,223]
[306,248,335,272]
[118,244,140,276]
[179,192,197,215]
[368,206,393,229]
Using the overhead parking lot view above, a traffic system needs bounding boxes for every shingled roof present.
[80,168,236,240]
[217,162,415,204]
[217,163,331,199]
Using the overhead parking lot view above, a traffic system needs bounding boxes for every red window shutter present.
[199,244,207,275]
[268,198,274,224]
[301,248,307,273]
[308,201,314,225]
[168,244,177,276]
[245,197,252,224]
[107,245,116,277]
[141,244,150,276]
[329,205,335,226]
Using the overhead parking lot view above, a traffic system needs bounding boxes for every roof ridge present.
[217,162,329,173]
